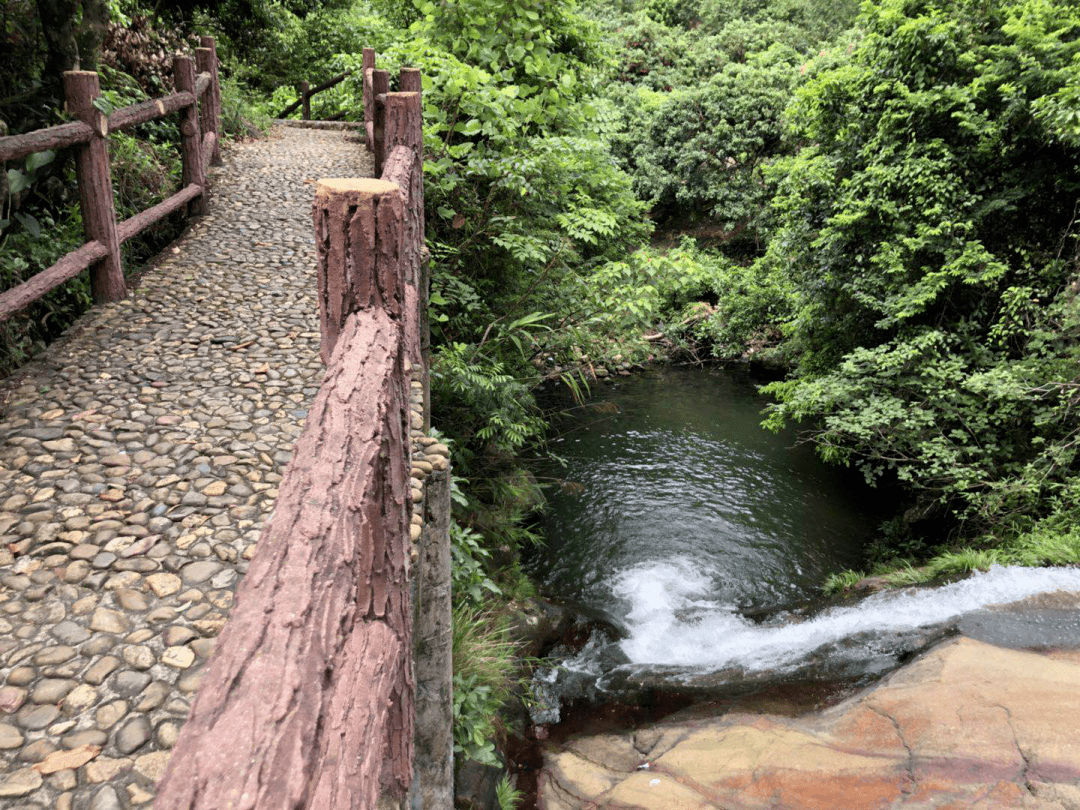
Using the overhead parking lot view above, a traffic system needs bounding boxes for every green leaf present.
[6,169,29,195]
[13,212,41,239]
[25,150,55,174]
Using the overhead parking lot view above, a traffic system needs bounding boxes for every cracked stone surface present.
[539,637,1080,809]
[0,125,372,808]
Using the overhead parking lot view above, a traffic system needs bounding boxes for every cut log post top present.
[314,178,407,363]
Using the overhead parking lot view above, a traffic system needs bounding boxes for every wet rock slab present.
[539,637,1080,809]
[0,126,372,808]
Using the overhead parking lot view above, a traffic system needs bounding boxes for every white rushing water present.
[613,559,1080,672]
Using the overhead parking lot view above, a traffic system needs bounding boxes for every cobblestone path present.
[0,126,372,809]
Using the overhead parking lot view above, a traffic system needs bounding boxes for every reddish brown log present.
[382,92,423,214]
[0,121,93,162]
[362,48,376,149]
[299,80,311,120]
[0,240,108,323]
[117,183,202,243]
[382,91,425,368]
[313,178,404,363]
[195,72,211,97]
[381,144,414,193]
[106,91,194,132]
[155,309,414,810]
[174,56,207,216]
[196,37,222,165]
[400,67,422,96]
[63,70,126,304]
[202,131,217,175]
[372,71,389,175]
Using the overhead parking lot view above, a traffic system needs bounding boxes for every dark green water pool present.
[532,366,880,632]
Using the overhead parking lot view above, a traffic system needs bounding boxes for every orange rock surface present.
[539,638,1080,809]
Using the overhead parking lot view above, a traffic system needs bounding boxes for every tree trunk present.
[35,0,81,94]
[77,0,110,72]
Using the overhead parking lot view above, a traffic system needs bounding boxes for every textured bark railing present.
[156,49,446,810]
[0,37,222,322]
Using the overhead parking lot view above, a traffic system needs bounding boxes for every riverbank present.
[538,589,1080,809]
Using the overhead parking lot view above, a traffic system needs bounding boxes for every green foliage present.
[432,342,547,466]
[451,605,517,766]
[613,45,801,235]
[452,522,504,606]
[218,73,272,138]
[822,568,865,594]
[495,775,524,810]
[761,0,1080,536]
[0,207,89,372]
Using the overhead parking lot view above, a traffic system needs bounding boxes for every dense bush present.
[612,45,801,237]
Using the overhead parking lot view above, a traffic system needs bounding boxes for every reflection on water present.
[533,366,879,638]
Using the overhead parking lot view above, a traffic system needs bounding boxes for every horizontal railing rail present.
[0,36,222,322]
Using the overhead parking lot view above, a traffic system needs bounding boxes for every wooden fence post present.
[62,71,126,304]
[372,70,389,176]
[196,36,222,165]
[363,47,377,150]
[313,178,404,364]
[173,56,207,216]
[400,67,422,96]
[299,80,311,120]
[413,466,454,810]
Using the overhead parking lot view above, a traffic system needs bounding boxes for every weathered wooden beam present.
[201,130,216,175]
[381,144,413,193]
[63,70,126,304]
[309,69,352,98]
[382,91,425,367]
[0,120,93,162]
[174,56,207,216]
[0,240,108,323]
[155,307,414,810]
[372,71,389,175]
[106,91,194,133]
[195,71,211,97]
[299,80,311,120]
[362,48,376,149]
[313,178,404,363]
[195,37,222,165]
[413,467,454,810]
[279,97,303,119]
[116,183,202,243]
[400,67,422,96]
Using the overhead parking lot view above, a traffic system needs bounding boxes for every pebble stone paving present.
[0,125,372,809]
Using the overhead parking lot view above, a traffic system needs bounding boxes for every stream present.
[528,366,1080,722]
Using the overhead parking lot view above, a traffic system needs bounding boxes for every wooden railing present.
[278,69,354,121]
[156,49,449,810]
[0,37,222,322]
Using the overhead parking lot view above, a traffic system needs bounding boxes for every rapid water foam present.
[613,560,1080,672]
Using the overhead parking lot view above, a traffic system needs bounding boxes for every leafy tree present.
[613,44,801,239]
[761,0,1080,536]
